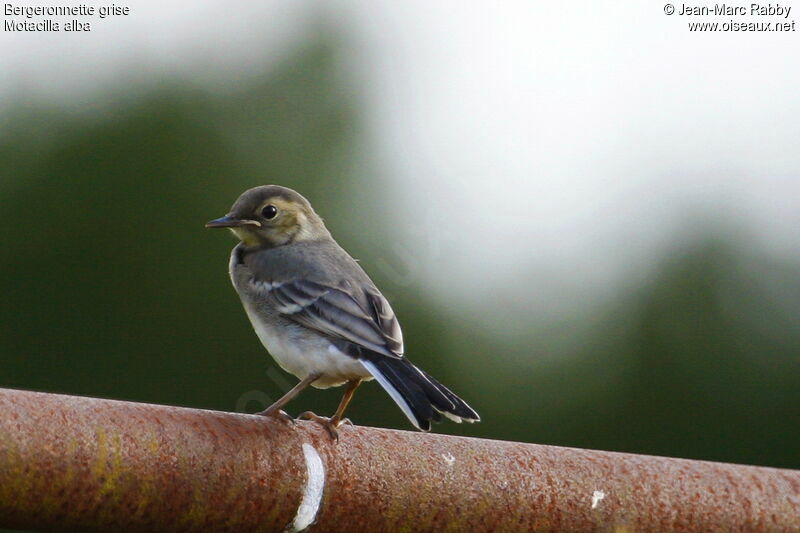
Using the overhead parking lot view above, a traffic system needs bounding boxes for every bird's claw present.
[255,407,296,426]
[297,411,344,441]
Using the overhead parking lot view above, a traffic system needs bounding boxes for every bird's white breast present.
[240,299,372,389]
[229,246,372,388]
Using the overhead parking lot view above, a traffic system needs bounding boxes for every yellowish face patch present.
[228,227,260,246]
[259,197,320,244]
[265,197,303,231]
[227,195,328,247]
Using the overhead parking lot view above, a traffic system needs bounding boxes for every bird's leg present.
[299,379,362,440]
[330,379,361,427]
[256,372,321,424]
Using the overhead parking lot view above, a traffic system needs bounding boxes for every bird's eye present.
[261,205,278,220]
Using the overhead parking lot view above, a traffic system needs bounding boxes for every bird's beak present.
[205,215,262,228]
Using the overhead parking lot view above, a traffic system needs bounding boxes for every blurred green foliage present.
[1,34,798,525]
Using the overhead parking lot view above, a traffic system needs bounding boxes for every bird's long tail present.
[361,357,480,431]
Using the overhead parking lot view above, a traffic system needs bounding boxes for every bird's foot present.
[297,411,345,441]
[255,407,295,426]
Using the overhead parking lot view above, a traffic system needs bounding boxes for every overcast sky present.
[3,1,798,309]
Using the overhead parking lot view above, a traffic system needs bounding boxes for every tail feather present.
[373,359,440,426]
[360,359,431,430]
[385,358,454,413]
[419,368,481,422]
[362,357,480,431]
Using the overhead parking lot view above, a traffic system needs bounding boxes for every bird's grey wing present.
[257,278,404,359]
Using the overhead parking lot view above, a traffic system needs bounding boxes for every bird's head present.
[206,185,330,247]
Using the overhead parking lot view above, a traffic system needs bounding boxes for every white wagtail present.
[206,185,480,437]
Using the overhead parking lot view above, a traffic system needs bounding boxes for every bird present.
[206,185,480,438]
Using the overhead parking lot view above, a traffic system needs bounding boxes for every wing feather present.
[253,278,404,358]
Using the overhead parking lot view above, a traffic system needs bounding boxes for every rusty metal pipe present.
[0,387,797,532]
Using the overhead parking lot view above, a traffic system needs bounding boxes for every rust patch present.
[0,388,798,532]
